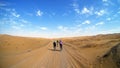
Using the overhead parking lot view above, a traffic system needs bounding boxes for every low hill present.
[62,33,120,68]
[0,34,50,56]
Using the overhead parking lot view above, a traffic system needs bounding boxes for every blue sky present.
[0,0,120,38]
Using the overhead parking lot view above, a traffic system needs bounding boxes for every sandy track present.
[4,42,89,68]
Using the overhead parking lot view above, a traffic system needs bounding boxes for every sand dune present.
[0,33,120,68]
[62,33,120,68]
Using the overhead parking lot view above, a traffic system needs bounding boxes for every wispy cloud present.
[48,12,56,18]
[0,7,11,12]
[95,10,105,16]
[12,25,21,30]
[0,7,31,33]
[96,22,104,25]
[106,18,111,21]
[10,9,20,18]
[75,8,80,14]
[39,27,47,30]
[82,20,91,24]
[102,0,108,2]
[72,1,81,14]
[0,2,7,6]
[36,10,43,16]
[21,19,29,24]
[102,0,114,6]
[58,26,68,32]
[12,12,20,18]
[72,1,94,16]
[0,0,119,38]
[72,1,107,17]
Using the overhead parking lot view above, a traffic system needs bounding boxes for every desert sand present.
[0,33,120,68]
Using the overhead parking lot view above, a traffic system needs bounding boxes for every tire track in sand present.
[9,42,89,68]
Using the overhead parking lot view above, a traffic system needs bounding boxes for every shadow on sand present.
[48,49,61,52]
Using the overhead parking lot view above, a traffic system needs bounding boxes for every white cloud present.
[72,2,79,8]
[96,22,104,25]
[82,20,91,24]
[12,12,20,18]
[81,7,94,15]
[72,2,81,14]
[95,10,105,16]
[0,7,32,32]
[58,26,68,32]
[102,0,108,2]
[103,0,115,6]
[81,7,90,14]
[10,9,20,18]
[106,18,111,21]
[12,25,21,30]
[36,10,43,16]
[21,19,29,24]
[75,8,80,14]
[72,1,94,15]
[40,27,47,30]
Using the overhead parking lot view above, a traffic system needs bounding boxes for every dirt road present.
[1,42,90,68]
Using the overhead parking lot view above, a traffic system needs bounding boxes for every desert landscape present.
[0,33,120,68]
[1,0,120,68]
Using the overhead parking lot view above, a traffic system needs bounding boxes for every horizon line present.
[0,32,120,39]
